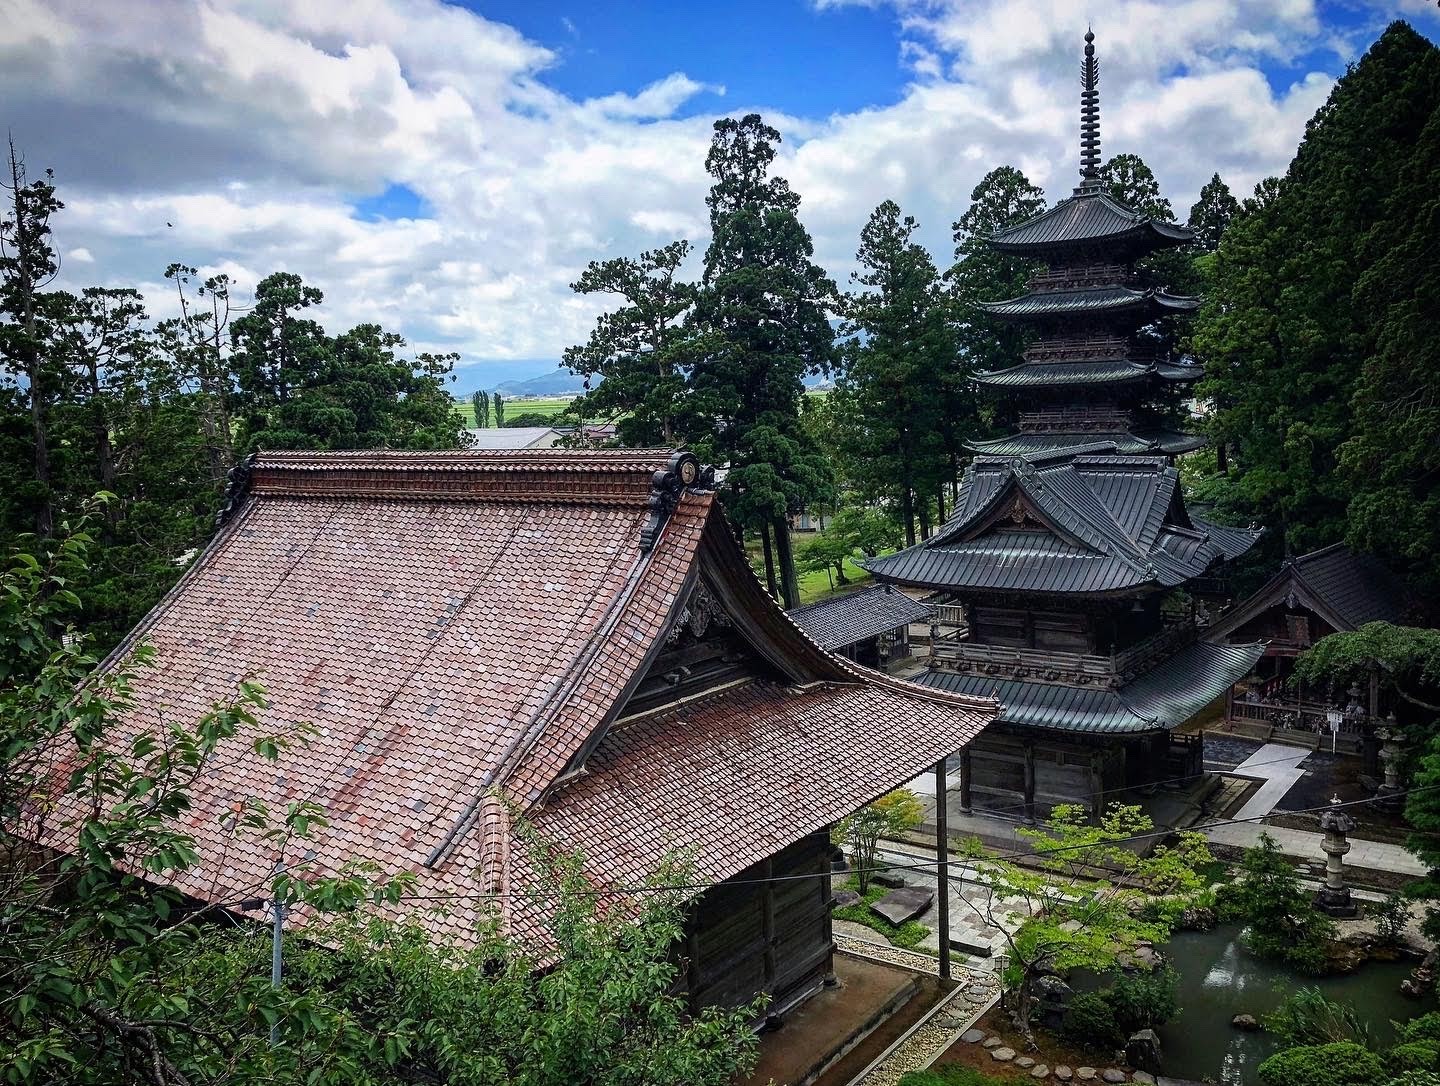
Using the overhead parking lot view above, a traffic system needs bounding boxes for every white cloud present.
[2,0,1429,384]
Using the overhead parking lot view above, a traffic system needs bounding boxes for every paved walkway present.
[1228,742,1310,820]
[1201,818,1427,876]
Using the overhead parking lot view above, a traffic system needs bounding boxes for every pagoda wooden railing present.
[1228,697,1368,738]
[1018,408,1132,433]
[1026,265,1133,292]
[928,622,1197,689]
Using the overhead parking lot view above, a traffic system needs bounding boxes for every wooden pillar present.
[959,749,973,812]
[1368,669,1380,720]
[935,758,952,981]
[761,857,776,992]
[1087,752,1103,820]
[1023,741,1037,823]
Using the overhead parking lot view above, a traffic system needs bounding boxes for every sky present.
[3,0,1438,390]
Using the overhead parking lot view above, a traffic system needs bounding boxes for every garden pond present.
[1155,924,1434,1084]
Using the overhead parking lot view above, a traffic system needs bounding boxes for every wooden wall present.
[681,830,834,1017]
[963,727,1126,818]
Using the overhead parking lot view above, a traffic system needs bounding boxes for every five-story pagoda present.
[970,30,1205,460]
[863,31,1263,822]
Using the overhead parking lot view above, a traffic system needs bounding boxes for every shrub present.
[1106,965,1180,1033]
[1264,987,1370,1046]
[1386,1073,1440,1086]
[834,790,925,893]
[1372,893,1413,946]
[1224,834,1337,972]
[1401,1015,1440,1046]
[1388,1043,1440,1075]
[1256,1042,1387,1086]
[1064,990,1121,1048]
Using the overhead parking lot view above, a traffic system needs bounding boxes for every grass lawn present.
[453,396,576,427]
[796,557,873,604]
[832,875,932,950]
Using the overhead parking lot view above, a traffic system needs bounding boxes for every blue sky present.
[5,0,1438,389]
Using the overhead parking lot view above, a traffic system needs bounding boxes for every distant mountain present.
[493,369,591,397]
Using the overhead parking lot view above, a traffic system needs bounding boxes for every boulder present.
[1077,1069,1098,1082]
[1101,1072,1127,1084]
[1125,1029,1163,1075]
[1015,1056,1035,1068]
[872,869,908,889]
[831,890,861,909]
[991,1047,1017,1062]
[1231,1014,1260,1031]
[1130,1074,1154,1085]
[1053,1068,1073,1082]
[983,1035,1004,1049]
[1031,1066,1050,1079]
[1179,905,1217,931]
[961,1029,987,1044]
[869,886,934,925]
[1035,975,1074,1004]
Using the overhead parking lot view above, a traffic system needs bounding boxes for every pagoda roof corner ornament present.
[1079,28,1103,192]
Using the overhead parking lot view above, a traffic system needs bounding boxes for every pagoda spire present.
[1079,28,1102,191]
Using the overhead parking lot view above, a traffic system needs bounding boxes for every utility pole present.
[270,864,285,1047]
[935,757,952,981]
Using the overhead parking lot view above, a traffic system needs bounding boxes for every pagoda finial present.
[1079,28,1102,191]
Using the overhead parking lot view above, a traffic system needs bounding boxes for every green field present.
[455,396,577,428]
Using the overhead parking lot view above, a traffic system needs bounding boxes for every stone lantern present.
[1375,715,1406,813]
[1316,796,1360,918]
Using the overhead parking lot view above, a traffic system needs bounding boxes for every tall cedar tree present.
[948,166,1046,461]
[690,115,836,608]
[1187,173,1241,252]
[1194,21,1440,561]
[834,201,953,545]
[563,240,700,446]
[0,140,63,534]
[493,391,505,425]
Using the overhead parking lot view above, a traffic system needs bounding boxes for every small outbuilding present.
[789,584,934,670]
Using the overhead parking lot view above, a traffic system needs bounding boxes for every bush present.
[1372,894,1413,946]
[1106,966,1180,1033]
[1223,834,1337,973]
[1264,987,1370,1046]
[1388,1043,1440,1075]
[1064,990,1121,1048]
[1386,1073,1440,1086]
[1256,1042,1387,1086]
[1400,1014,1440,1047]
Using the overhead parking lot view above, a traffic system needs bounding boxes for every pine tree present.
[1188,173,1240,252]
[834,200,952,545]
[689,114,836,607]
[472,389,488,429]
[493,391,505,426]
[1101,153,1175,222]
[563,240,700,446]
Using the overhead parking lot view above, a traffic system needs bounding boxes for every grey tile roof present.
[978,286,1200,323]
[967,429,1205,457]
[864,454,1259,597]
[787,585,935,650]
[989,190,1194,256]
[975,359,1203,389]
[915,641,1264,734]
[1292,544,1411,628]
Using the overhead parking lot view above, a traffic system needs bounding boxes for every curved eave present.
[978,289,1201,324]
[965,430,1204,457]
[975,360,1155,388]
[988,193,1195,258]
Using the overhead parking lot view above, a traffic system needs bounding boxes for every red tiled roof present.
[53,449,995,947]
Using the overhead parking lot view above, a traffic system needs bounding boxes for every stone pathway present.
[955,1031,1151,1083]
[1201,818,1426,876]
[1227,742,1309,820]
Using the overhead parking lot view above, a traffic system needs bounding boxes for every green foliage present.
[962,804,1210,1041]
[563,240,701,446]
[1257,1042,1387,1086]
[832,200,955,543]
[503,411,556,429]
[1387,1072,1440,1086]
[1388,1044,1440,1075]
[1188,173,1241,252]
[0,525,760,1085]
[1063,990,1121,1048]
[1265,988,1371,1047]
[897,1065,1008,1086]
[1400,1014,1440,1046]
[1105,965,1180,1034]
[493,390,505,425]
[1294,624,1440,714]
[1371,893,1413,946]
[1216,833,1335,972]
[833,789,924,894]
[831,878,930,950]
[1192,23,1440,571]
[1400,735,1440,941]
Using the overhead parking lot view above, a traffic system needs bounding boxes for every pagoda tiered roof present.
[989,189,1194,259]
[967,428,1206,457]
[974,358,1201,389]
[977,285,1199,323]
[863,453,1259,597]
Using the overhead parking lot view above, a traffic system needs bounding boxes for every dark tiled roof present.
[978,286,1200,323]
[989,190,1194,257]
[864,454,1259,596]
[967,429,1205,457]
[975,359,1201,389]
[55,449,997,948]
[915,641,1263,734]
[788,585,935,650]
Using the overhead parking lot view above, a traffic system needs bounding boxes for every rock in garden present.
[1035,975,1074,1003]
[872,869,908,888]
[961,1029,987,1044]
[1015,1056,1035,1068]
[1180,905,1217,930]
[991,1047,1017,1062]
[1131,1074,1154,1085]
[1125,1029,1163,1075]
[983,1035,1004,1048]
[1030,1065,1049,1078]
[869,886,934,925]
[1053,1068,1073,1082]
[832,890,861,908]
[1076,1068,1097,1082]
[1101,1070,1127,1084]
[1231,1014,1260,1031]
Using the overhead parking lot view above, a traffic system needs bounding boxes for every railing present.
[931,603,968,630]
[1017,409,1133,434]
[928,623,1198,689]
[1228,697,1369,737]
